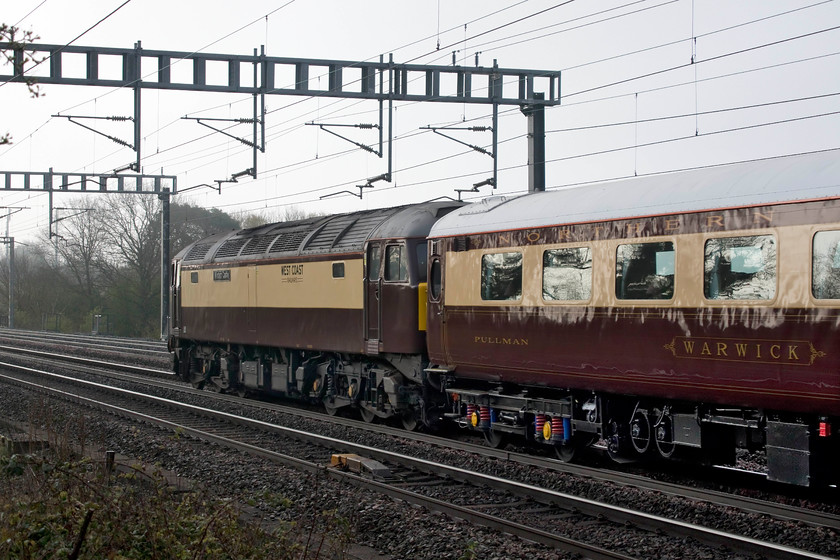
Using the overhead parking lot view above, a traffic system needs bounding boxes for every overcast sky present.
[1,0,838,241]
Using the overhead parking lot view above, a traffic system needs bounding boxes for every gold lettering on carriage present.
[474,336,529,346]
[664,336,825,366]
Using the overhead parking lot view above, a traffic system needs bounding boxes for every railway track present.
[1,341,838,528]
[0,327,168,357]
[0,352,837,559]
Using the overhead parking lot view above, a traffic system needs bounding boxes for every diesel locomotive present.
[168,150,840,487]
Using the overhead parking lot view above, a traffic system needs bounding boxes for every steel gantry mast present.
[1,40,561,337]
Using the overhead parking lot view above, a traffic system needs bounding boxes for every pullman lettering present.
[474,336,529,346]
[665,336,825,366]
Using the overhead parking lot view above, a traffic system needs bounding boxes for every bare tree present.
[41,198,108,314]
[0,244,66,329]
[98,194,161,336]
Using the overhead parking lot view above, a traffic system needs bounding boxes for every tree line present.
[0,196,258,338]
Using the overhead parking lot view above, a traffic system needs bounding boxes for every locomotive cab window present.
[385,244,408,282]
[812,230,840,299]
[543,247,592,301]
[416,241,428,283]
[481,252,523,301]
[367,244,381,280]
[704,235,776,300]
[615,242,674,300]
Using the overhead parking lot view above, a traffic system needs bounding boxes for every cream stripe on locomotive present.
[444,222,840,309]
[181,259,364,310]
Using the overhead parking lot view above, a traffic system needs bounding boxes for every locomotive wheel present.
[189,368,206,390]
[323,400,339,416]
[483,429,507,449]
[359,407,377,423]
[555,443,576,462]
[400,409,419,432]
[554,434,597,463]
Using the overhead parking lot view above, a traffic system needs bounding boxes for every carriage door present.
[427,244,450,362]
[365,243,383,354]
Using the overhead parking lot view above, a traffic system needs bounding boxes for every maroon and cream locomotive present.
[169,150,840,486]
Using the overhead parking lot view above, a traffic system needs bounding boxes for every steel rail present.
[0,362,834,560]
[2,342,837,531]
[0,344,172,377]
[0,366,632,560]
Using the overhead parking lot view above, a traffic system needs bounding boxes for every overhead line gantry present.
[0,40,561,338]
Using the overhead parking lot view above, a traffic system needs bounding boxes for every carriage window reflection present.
[615,242,675,300]
[543,247,592,301]
[481,252,522,301]
[704,235,776,300]
[812,230,840,299]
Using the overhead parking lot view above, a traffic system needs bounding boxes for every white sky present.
[1,0,838,242]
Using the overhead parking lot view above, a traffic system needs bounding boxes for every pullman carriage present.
[427,151,840,486]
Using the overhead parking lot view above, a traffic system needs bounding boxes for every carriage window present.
[812,230,840,299]
[332,262,345,279]
[368,244,381,281]
[543,247,592,301]
[190,272,199,283]
[481,252,522,301]
[615,242,674,300]
[416,241,428,283]
[429,259,442,301]
[704,235,776,300]
[385,244,408,282]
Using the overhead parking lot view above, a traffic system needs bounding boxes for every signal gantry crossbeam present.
[0,41,561,190]
[0,41,560,104]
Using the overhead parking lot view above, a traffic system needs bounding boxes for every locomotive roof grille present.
[269,230,309,254]
[303,217,355,252]
[214,237,249,259]
[177,201,464,264]
[183,242,214,261]
[301,208,396,253]
[240,234,276,256]
[335,214,393,247]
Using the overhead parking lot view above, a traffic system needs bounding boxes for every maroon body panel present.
[430,305,840,415]
[181,307,365,354]
[379,283,424,354]
[428,196,840,417]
